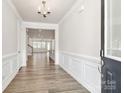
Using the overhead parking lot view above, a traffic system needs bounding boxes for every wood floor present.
[3,53,90,93]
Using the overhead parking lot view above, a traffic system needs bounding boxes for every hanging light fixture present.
[37,0,51,18]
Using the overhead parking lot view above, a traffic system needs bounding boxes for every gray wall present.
[2,0,18,55]
[59,0,101,58]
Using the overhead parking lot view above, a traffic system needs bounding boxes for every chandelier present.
[37,0,51,18]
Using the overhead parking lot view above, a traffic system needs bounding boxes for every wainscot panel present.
[2,53,21,91]
[59,51,101,93]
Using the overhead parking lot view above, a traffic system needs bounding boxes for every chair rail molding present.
[59,51,101,93]
[2,53,21,91]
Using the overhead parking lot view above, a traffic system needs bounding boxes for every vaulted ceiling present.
[12,0,76,23]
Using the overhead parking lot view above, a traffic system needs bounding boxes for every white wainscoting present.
[59,51,101,93]
[2,53,21,91]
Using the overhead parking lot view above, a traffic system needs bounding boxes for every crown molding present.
[58,0,84,24]
[4,0,23,21]
[22,21,58,30]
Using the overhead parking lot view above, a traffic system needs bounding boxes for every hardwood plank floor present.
[3,53,90,93]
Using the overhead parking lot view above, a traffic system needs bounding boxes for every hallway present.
[3,53,90,93]
[2,0,122,93]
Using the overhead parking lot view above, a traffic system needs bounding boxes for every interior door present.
[101,0,121,93]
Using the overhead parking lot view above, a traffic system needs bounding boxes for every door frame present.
[101,0,105,59]
[21,22,59,65]
[17,20,22,68]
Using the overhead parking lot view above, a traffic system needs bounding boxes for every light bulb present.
[47,7,50,11]
[43,11,47,14]
[38,6,41,11]
[78,5,85,13]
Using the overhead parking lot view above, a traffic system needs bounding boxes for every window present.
[47,42,50,51]
[33,42,38,48]
[41,41,46,49]
[105,0,121,60]
[32,41,47,49]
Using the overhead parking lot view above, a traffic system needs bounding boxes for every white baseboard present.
[2,68,19,91]
[59,51,101,93]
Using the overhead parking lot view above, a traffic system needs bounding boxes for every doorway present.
[26,28,55,64]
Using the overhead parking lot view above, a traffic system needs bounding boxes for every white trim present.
[59,51,101,64]
[23,22,58,29]
[59,51,101,93]
[2,53,21,91]
[2,53,18,67]
[104,0,107,57]
[2,53,17,59]
[2,67,19,91]
[105,55,121,62]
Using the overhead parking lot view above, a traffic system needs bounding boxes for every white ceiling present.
[12,0,76,23]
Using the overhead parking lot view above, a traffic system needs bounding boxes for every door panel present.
[101,0,121,93]
[102,58,121,93]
